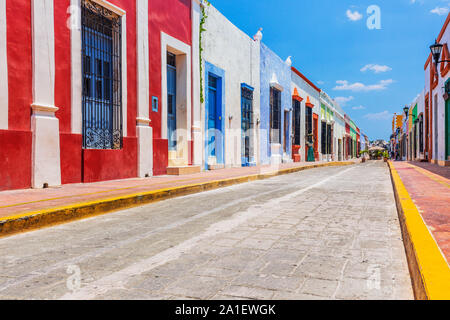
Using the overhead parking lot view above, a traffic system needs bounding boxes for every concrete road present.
[0,161,413,300]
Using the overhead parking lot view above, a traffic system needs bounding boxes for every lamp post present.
[403,106,409,117]
[430,39,450,70]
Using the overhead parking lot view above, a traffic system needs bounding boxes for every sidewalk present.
[391,161,450,263]
[0,160,356,237]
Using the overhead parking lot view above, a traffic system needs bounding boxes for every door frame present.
[204,62,225,170]
[284,110,289,154]
[425,94,430,160]
[292,99,301,161]
[313,113,319,161]
[305,106,313,161]
[161,33,192,168]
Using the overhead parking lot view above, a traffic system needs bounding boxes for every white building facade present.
[291,67,321,162]
[424,14,450,166]
[201,4,261,169]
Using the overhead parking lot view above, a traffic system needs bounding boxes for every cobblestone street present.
[0,161,413,300]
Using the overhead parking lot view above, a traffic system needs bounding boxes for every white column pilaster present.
[136,0,152,177]
[0,0,7,130]
[31,0,61,188]
[192,0,202,166]
[121,13,128,137]
[70,0,82,134]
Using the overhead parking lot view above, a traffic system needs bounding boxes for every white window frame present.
[71,0,127,137]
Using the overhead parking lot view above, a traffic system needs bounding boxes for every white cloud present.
[364,110,392,120]
[361,64,392,73]
[346,9,363,21]
[352,106,366,110]
[333,79,394,92]
[317,80,325,85]
[431,7,449,16]
[333,96,354,106]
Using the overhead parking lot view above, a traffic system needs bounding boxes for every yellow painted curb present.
[388,161,450,300]
[0,161,355,238]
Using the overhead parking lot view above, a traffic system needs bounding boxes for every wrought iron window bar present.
[81,0,123,150]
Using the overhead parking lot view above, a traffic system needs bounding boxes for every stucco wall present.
[416,90,425,116]
[320,91,349,161]
[202,4,260,168]
[333,113,346,159]
[425,21,449,162]
[291,69,321,161]
[332,100,346,159]
[260,43,292,165]
[436,24,449,162]
[413,90,425,159]
[149,0,193,174]
[320,93,333,160]
[0,0,33,190]
[0,0,195,189]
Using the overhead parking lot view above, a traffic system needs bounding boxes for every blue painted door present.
[167,53,177,151]
[207,75,218,160]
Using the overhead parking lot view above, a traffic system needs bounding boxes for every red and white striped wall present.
[0,0,198,191]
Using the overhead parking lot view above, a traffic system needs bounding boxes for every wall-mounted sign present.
[152,96,159,112]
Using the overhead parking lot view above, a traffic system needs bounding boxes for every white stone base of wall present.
[270,143,282,166]
[137,119,153,178]
[271,155,282,166]
[192,126,202,167]
[31,104,61,189]
[207,156,217,166]
[282,153,293,164]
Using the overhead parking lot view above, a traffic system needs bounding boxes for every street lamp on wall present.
[403,106,409,117]
[430,39,450,68]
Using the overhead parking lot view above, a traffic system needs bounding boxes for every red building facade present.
[0,0,201,191]
[344,115,351,160]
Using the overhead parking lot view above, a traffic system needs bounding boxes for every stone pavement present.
[0,160,354,220]
[410,162,450,180]
[0,161,413,300]
[392,161,450,264]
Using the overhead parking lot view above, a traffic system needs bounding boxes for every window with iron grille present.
[167,52,176,67]
[241,87,254,136]
[270,87,281,144]
[82,0,122,150]
[241,86,254,160]
[293,100,301,146]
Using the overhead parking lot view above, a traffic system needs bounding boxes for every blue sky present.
[209,0,450,141]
